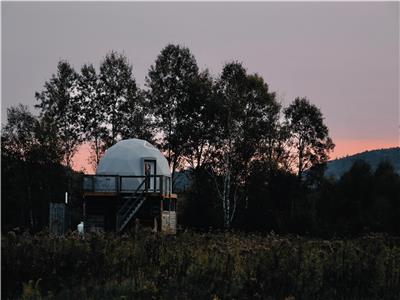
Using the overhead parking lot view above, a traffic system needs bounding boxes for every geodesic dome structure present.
[96,138,170,177]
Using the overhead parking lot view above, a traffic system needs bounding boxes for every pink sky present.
[332,138,399,159]
[3,2,398,174]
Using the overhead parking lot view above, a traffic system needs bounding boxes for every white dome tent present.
[82,138,176,234]
[97,138,170,177]
[89,139,171,194]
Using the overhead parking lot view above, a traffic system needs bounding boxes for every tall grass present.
[2,229,400,299]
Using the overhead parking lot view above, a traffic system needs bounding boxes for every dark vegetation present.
[3,230,400,299]
[2,44,400,298]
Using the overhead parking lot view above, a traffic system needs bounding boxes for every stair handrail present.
[119,192,146,225]
[117,178,148,231]
[117,178,146,215]
[118,195,147,232]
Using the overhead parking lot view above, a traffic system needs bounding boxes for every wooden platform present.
[84,191,177,199]
[84,192,118,197]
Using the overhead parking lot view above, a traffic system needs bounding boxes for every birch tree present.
[210,62,280,228]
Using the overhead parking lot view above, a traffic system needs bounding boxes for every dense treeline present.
[3,230,400,299]
[244,160,400,236]
[1,105,83,231]
[2,44,399,236]
[183,158,400,236]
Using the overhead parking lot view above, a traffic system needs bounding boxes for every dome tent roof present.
[96,139,170,177]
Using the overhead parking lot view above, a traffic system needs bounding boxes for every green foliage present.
[2,231,400,299]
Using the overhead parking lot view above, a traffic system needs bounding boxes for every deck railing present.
[83,174,172,195]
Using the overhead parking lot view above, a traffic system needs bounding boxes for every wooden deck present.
[84,192,118,197]
[83,191,177,199]
[83,174,172,195]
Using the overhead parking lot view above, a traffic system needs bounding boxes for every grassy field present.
[2,229,400,299]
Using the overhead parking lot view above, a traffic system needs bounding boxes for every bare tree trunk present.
[95,136,101,165]
[171,158,177,192]
[229,186,239,225]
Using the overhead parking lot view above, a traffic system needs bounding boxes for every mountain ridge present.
[326,147,400,178]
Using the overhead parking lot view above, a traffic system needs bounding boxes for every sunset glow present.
[71,138,400,174]
[331,138,399,160]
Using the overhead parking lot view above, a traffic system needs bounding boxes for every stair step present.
[118,197,146,231]
[117,196,146,231]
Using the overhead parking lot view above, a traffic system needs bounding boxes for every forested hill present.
[326,147,400,178]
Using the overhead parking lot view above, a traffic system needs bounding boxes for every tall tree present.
[35,60,81,167]
[337,160,374,234]
[78,63,107,167]
[146,44,199,184]
[284,97,335,179]
[2,104,40,162]
[98,51,149,149]
[118,87,153,143]
[373,161,400,233]
[209,62,280,228]
[246,73,282,170]
[1,104,65,230]
[179,70,217,170]
[2,105,38,230]
[177,71,221,227]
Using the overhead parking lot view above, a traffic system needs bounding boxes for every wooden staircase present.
[116,180,146,232]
